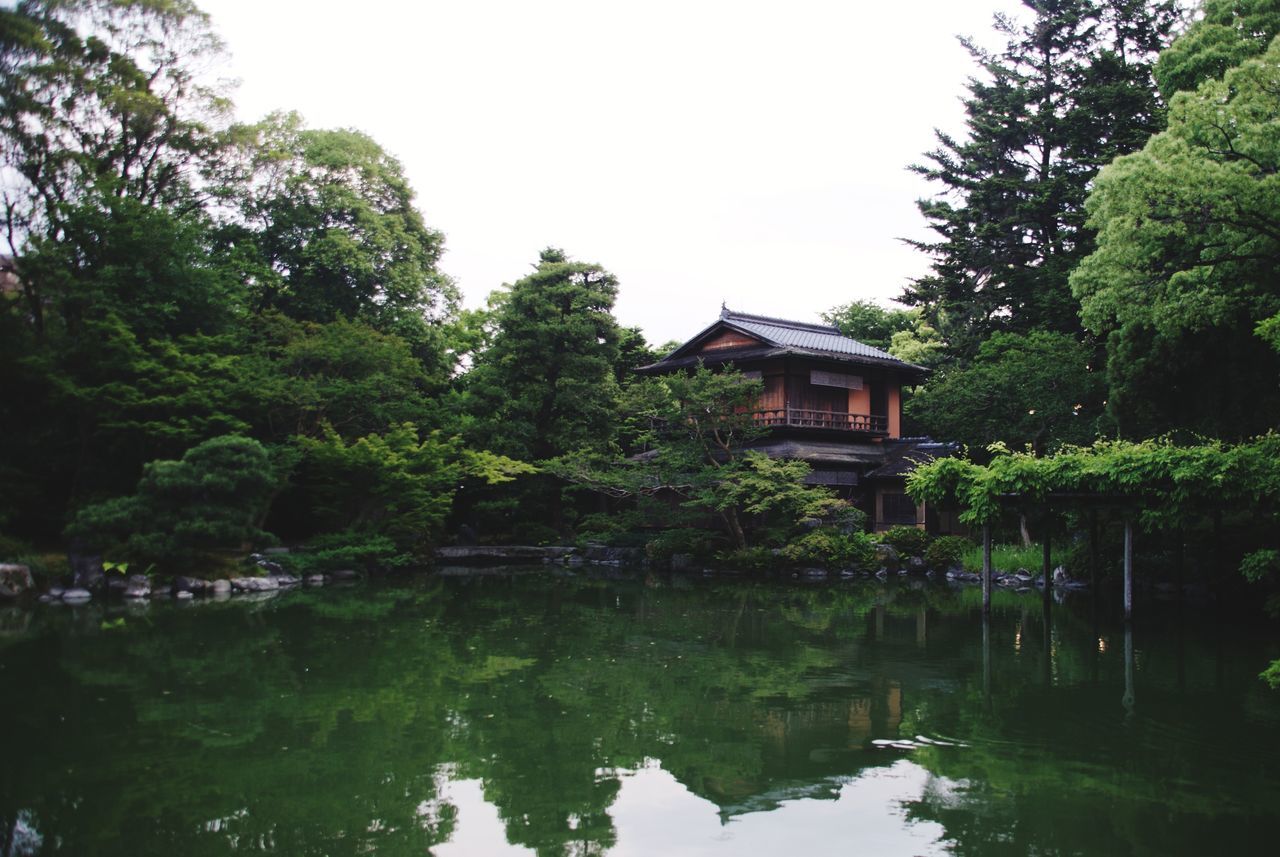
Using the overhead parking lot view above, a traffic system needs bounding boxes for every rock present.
[670,553,694,571]
[1015,572,1033,583]
[905,556,926,573]
[106,576,129,594]
[231,576,278,592]
[62,588,92,603]
[123,583,151,599]
[273,575,301,587]
[874,543,900,571]
[67,545,104,591]
[210,579,232,593]
[1052,566,1070,586]
[875,568,889,579]
[256,559,285,576]
[330,569,360,581]
[47,586,65,598]
[305,575,327,586]
[37,594,54,603]
[0,563,35,599]
[175,590,194,600]
[263,547,291,556]
[172,576,206,594]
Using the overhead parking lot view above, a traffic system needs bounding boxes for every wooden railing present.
[752,408,888,434]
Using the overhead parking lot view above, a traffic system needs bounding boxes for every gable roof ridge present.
[721,307,838,335]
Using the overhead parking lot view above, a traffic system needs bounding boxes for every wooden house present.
[636,308,954,531]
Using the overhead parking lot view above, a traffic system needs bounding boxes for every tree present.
[464,248,622,462]
[1070,35,1280,438]
[0,0,231,333]
[294,423,533,567]
[906,331,1109,457]
[68,435,279,569]
[1154,0,1280,96]
[903,0,1178,358]
[821,300,918,351]
[551,365,846,551]
[218,112,458,372]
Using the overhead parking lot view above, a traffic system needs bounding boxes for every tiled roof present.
[719,308,901,362]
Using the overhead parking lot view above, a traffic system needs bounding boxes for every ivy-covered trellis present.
[905,434,1280,623]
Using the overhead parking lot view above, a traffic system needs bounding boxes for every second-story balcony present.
[752,407,888,435]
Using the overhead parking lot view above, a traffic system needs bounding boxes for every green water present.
[1,571,1278,856]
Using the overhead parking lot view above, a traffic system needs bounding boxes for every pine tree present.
[903,0,1178,359]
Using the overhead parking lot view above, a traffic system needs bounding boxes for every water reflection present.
[0,572,1278,856]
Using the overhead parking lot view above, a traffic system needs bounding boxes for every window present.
[881,491,919,525]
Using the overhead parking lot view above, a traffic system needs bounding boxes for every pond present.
[1,570,1279,856]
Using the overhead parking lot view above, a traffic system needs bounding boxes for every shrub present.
[716,546,775,572]
[881,525,932,558]
[780,530,876,569]
[285,532,408,574]
[645,528,718,565]
[925,536,971,570]
[68,435,278,571]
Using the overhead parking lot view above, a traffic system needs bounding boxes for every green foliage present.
[283,532,402,574]
[464,248,622,462]
[821,301,918,352]
[552,365,847,552]
[779,530,876,569]
[1072,34,1280,437]
[1240,549,1280,584]
[903,0,1177,357]
[643,528,718,565]
[881,525,932,558]
[716,546,776,572]
[220,112,457,363]
[959,542,1046,575]
[68,435,279,570]
[907,331,1109,455]
[1154,0,1280,96]
[925,535,972,571]
[297,423,533,562]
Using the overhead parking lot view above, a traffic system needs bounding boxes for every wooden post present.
[982,524,992,615]
[1042,523,1052,597]
[982,614,991,702]
[1122,621,1135,715]
[1089,509,1099,592]
[1123,519,1134,621]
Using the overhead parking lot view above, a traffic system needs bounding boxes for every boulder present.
[331,569,360,581]
[231,576,278,592]
[172,576,206,594]
[905,556,926,573]
[1052,566,1070,586]
[62,588,92,603]
[210,579,232,593]
[0,563,35,600]
[305,575,327,586]
[68,548,104,591]
[175,590,194,600]
[874,543,900,571]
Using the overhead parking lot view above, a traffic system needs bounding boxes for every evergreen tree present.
[465,248,622,463]
[903,0,1178,359]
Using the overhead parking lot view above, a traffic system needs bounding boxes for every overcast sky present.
[199,0,1026,346]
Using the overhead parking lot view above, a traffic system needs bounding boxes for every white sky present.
[199,0,1026,346]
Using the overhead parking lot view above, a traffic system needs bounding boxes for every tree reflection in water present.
[1,572,1277,856]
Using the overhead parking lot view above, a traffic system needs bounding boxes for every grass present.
[960,542,1046,575]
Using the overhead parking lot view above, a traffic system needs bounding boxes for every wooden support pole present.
[982,524,992,615]
[1042,525,1052,595]
[982,614,991,703]
[1089,509,1099,592]
[1123,519,1134,621]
